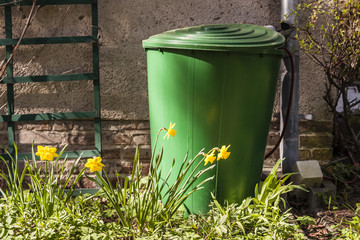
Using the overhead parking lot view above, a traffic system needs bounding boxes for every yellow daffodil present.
[35,146,59,161]
[204,150,216,166]
[217,145,231,160]
[85,156,105,172]
[164,122,177,140]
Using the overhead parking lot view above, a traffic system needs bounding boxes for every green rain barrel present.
[143,24,285,214]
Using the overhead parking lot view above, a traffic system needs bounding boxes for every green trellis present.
[0,0,102,165]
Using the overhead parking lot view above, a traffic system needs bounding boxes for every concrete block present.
[292,160,323,188]
[323,179,336,195]
[307,180,336,210]
[289,188,308,203]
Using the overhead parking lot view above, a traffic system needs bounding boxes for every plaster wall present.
[0,1,329,121]
[0,1,337,180]
[98,0,284,120]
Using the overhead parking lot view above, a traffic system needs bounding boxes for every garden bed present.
[1,128,359,239]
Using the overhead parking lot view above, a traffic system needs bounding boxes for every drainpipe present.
[280,0,300,173]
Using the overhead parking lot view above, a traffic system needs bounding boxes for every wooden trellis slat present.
[0,36,97,45]
[2,73,96,83]
[0,0,96,6]
[0,111,98,122]
[0,0,102,170]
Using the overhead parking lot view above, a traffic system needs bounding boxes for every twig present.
[0,0,23,7]
[0,95,20,112]
[0,0,39,81]
[60,67,81,75]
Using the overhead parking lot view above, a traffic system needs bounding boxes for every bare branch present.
[0,0,39,81]
[0,0,23,7]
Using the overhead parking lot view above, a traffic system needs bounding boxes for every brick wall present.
[265,118,333,166]
[0,120,152,188]
[0,118,333,188]
[265,119,281,166]
[298,119,333,162]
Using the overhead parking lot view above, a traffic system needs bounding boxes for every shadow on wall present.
[12,81,94,114]
[98,0,282,120]
[1,1,283,120]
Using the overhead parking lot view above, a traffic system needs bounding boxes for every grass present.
[0,149,305,239]
[0,149,359,239]
[0,126,359,239]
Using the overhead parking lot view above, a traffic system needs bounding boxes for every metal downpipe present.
[280,0,300,173]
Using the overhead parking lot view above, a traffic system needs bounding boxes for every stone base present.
[292,160,323,188]
[307,180,336,210]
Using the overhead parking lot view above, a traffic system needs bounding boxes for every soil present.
[290,180,360,239]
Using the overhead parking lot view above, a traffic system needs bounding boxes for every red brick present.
[120,122,138,130]
[0,123,6,131]
[117,160,134,174]
[52,121,74,131]
[101,120,138,131]
[18,130,64,145]
[0,131,8,146]
[72,120,94,131]
[300,134,333,148]
[299,120,333,133]
[137,121,150,130]
[79,177,97,188]
[16,122,52,131]
[61,159,87,174]
[102,131,132,145]
[124,130,150,136]
[140,161,151,176]
[68,131,95,145]
[269,119,280,131]
[101,120,122,131]
[267,132,280,146]
[102,148,121,159]
[113,133,132,145]
[132,135,151,145]
[299,148,311,160]
[311,148,333,161]
[265,147,280,160]
[122,146,151,160]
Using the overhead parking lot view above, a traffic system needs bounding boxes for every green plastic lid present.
[143,24,285,52]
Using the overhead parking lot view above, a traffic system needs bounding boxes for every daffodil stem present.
[149,128,165,171]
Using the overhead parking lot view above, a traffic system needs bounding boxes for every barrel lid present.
[143,24,285,52]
